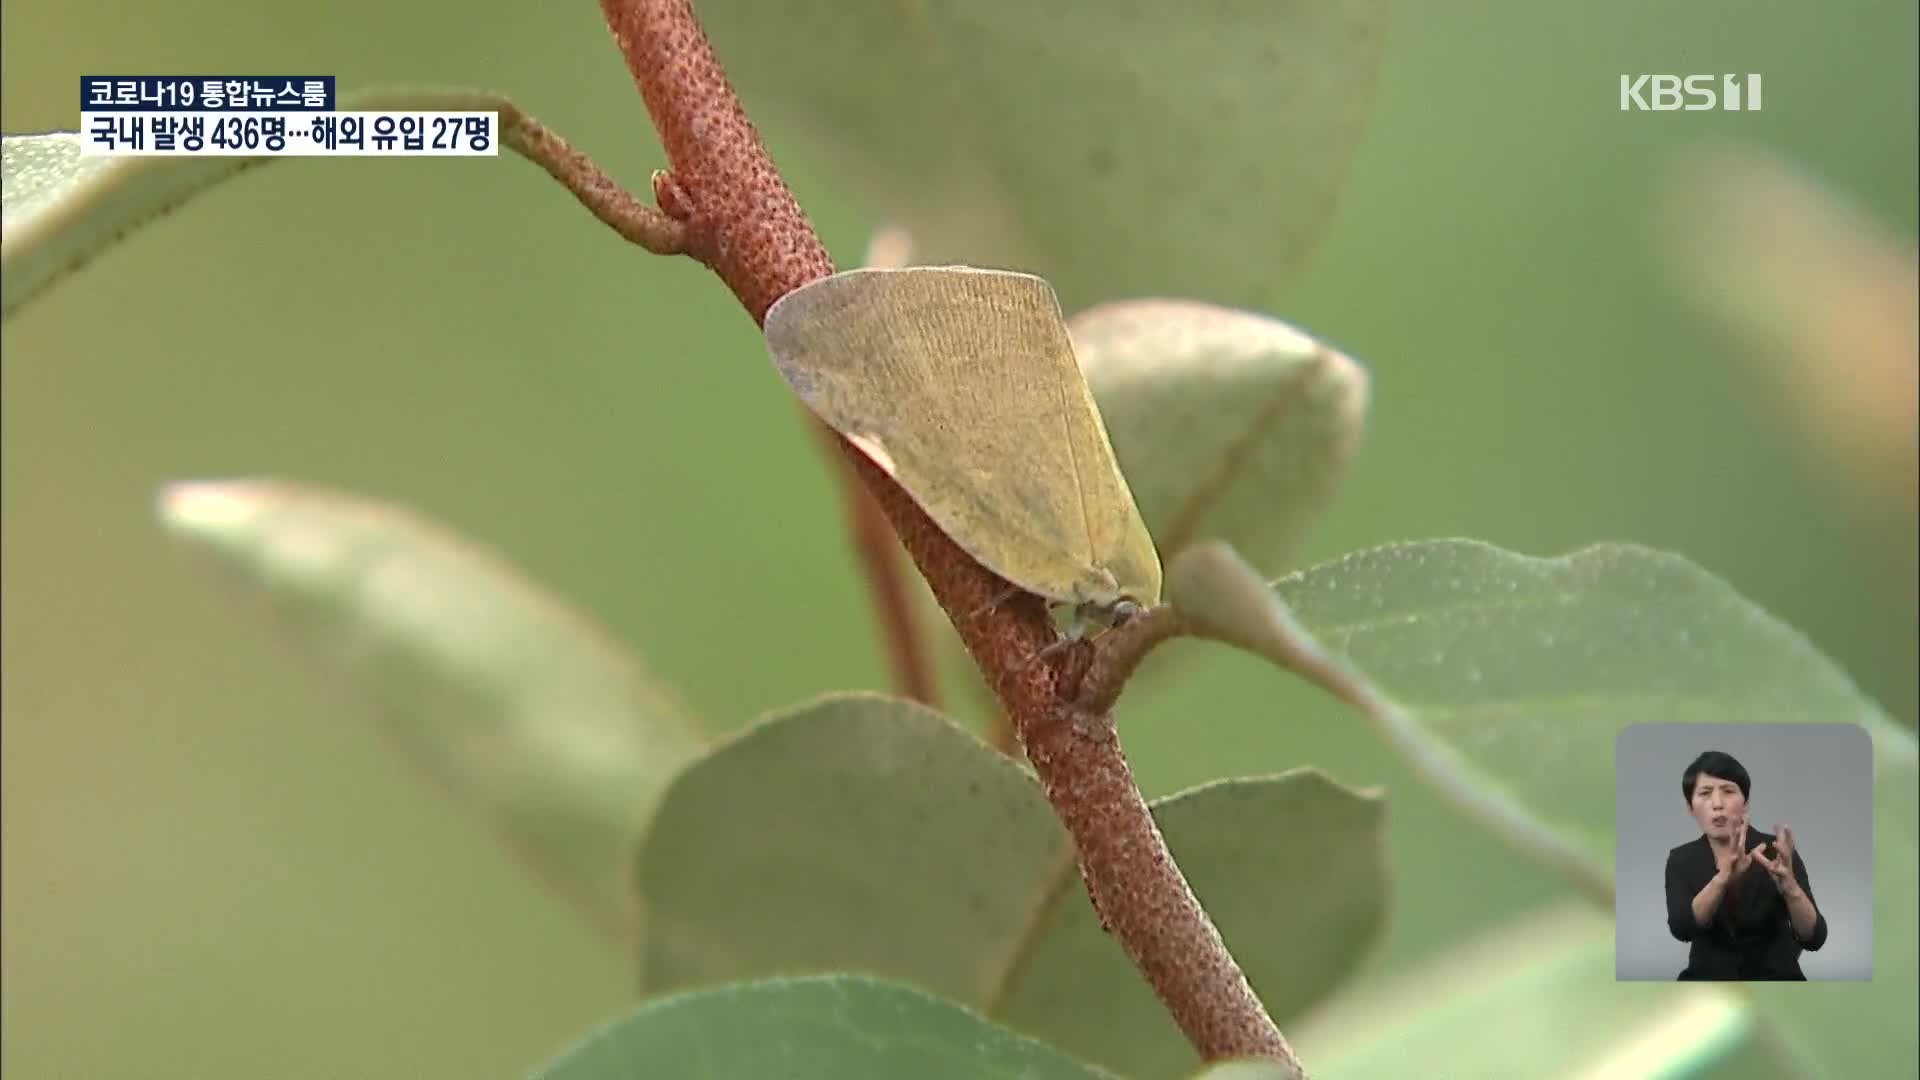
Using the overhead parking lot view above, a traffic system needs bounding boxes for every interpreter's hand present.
[1752,823,1800,895]
[1714,818,1754,879]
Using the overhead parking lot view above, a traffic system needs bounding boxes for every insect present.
[762,265,1162,631]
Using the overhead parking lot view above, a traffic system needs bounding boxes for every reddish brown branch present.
[599,0,827,322]
[1026,707,1300,1073]
[603,6,939,704]
[596,0,1293,1068]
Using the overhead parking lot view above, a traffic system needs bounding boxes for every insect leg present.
[965,583,1026,622]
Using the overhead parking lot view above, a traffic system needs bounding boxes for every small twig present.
[596,0,1295,1067]
[497,104,685,254]
[328,90,689,255]
[1075,605,1189,714]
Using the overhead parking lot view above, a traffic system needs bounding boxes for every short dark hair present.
[1683,751,1751,805]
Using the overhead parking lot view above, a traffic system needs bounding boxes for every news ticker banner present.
[79,76,498,157]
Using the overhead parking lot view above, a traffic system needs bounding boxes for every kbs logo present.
[1619,74,1763,111]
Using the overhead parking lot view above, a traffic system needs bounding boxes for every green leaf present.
[2,87,626,321]
[1,131,270,318]
[156,479,706,938]
[530,974,1120,1079]
[635,692,1388,1079]
[1074,300,1369,576]
[697,1,1389,313]
[1296,904,1801,1080]
[1269,541,1902,884]
[1229,538,1914,1075]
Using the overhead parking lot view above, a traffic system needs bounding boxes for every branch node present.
[496,105,686,256]
[651,168,696,222]
[1076,604,1190,713]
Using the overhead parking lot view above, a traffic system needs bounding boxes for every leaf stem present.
[594,0,1295,1068]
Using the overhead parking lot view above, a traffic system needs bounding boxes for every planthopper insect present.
[763,265,1162,634]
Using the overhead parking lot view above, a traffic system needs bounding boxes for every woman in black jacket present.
[1664,750,1827,980]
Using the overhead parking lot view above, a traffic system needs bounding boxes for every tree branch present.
[593,7,941,704]
[595,0,1293,1068]
[1024,704,1303,1077]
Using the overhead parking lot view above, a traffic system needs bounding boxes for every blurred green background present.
[3,1,1914,1077]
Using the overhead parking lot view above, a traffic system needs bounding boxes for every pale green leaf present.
[1227,538,1914,1075]
[698,1,1390,313]
[1,131,269,318]
[635,692,1388,1079]
[530,974,1119,1080]
[156,478,705,938]
[1074,300,1369,576]
[1296,904,1802,1080]
[1268,540,1903,886]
